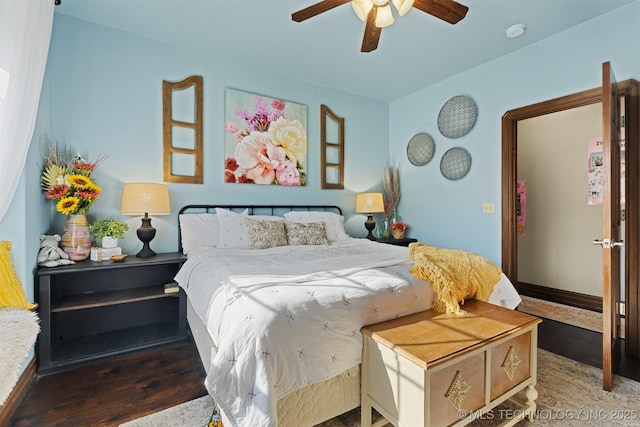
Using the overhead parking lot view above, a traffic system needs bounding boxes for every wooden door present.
[502,78,640,375]
[600,61,622,391]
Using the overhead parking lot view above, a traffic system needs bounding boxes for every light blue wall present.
[3,2,640,301]
[1,0,637,386]
[40,14,390,254]
[389,2,640,265]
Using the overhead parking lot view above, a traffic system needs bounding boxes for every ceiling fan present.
[292,0,468,53]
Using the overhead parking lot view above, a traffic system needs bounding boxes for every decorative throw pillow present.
[179,213,219,254]
[250,215,287,222]
[0,241,37,310]
[216,208,250,248]
[244,218,288,249]
[285,221,330,246]
[283,211,350,242]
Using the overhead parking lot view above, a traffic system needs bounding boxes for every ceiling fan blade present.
[412,0,469,24]
[361,6,382,52]
[292,0,352,22]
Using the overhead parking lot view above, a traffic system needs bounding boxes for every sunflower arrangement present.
[40,142,106,215]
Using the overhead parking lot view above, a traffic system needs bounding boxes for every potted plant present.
[89,218,129,248]
[391,221,408,240]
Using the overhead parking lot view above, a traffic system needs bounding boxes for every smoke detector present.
[506,24,526,39]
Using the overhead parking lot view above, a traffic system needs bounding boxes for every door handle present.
[593,238,624,248]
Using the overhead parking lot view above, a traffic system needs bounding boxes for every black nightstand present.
[376,238,418,247]
[36,252,187,374]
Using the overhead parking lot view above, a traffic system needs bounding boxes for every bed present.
[174,204,522,427]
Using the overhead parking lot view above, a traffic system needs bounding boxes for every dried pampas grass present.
[383,167,400,211]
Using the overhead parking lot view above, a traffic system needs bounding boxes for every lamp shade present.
[356,192,385,213]
[120,183,171,216]
[392,0,414,16]
[375,4,395,27]
[352,0,373,21]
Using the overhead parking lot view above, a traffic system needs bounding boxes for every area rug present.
[518,296,603,333]
[121,349,640,427]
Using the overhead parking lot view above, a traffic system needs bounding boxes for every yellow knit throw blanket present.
[1,241,37,310]
[409,242,502,315]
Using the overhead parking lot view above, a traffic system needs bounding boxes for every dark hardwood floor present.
[8,320,640,426]
[538,317,640,382]
[8,339,207,427]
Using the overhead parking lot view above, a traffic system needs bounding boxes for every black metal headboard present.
[177,204,343,254]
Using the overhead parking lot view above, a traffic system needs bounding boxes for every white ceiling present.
[54,0,636,102]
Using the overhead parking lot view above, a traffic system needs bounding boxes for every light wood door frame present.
[501,79,640,359]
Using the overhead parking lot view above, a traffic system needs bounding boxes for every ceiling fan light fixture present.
[352,0,373,21]
[375,4,395,27]
[392,0,414,16]
[292,0,470,53]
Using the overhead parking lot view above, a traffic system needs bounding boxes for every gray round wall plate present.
[440,147,472,180]
[437,95,477,139]
[406,133,435,166]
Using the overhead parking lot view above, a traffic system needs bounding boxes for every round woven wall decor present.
[406,133,435,166]
[440,147,472,180]
[437,95,477,139]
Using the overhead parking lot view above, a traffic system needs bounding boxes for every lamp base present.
[364,215,376,241]
[136,215,157,258]
[136,245,157,258]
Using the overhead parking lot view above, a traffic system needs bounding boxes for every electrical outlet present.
[483,203,495,214]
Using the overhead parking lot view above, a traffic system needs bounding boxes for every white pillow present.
[216,208,250,248]
[283,211,349,242]
[179,213,219,255]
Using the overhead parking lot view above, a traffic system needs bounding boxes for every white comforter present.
[175,239,521,427]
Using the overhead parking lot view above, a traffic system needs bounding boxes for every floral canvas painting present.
[224,88,307,185]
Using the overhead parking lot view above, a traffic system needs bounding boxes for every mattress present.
[187,298,360,427]
[177,239,522,426]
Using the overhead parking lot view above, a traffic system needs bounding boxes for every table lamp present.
[120,182,170,258]
[355,192,385,240]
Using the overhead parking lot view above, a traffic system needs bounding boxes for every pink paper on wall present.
[517,180,527,237]
[621,129,625,206]
[587,137,603,205]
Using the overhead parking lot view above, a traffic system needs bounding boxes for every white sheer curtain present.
[0,0,54,222]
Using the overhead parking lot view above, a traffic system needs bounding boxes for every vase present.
[393,229,406,240]
[373,224,382,239]
[61,214,91,261]
[381,217,391,239]
[389,210,400,226]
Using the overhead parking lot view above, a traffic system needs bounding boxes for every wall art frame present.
[320,104,345,189]
[162,75,203,184]
[224,88,308,186]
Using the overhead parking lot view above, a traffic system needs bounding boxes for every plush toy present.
[37,234,75,268]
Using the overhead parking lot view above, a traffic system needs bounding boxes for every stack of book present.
[90,246,123,262]
[164,282,180,294]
